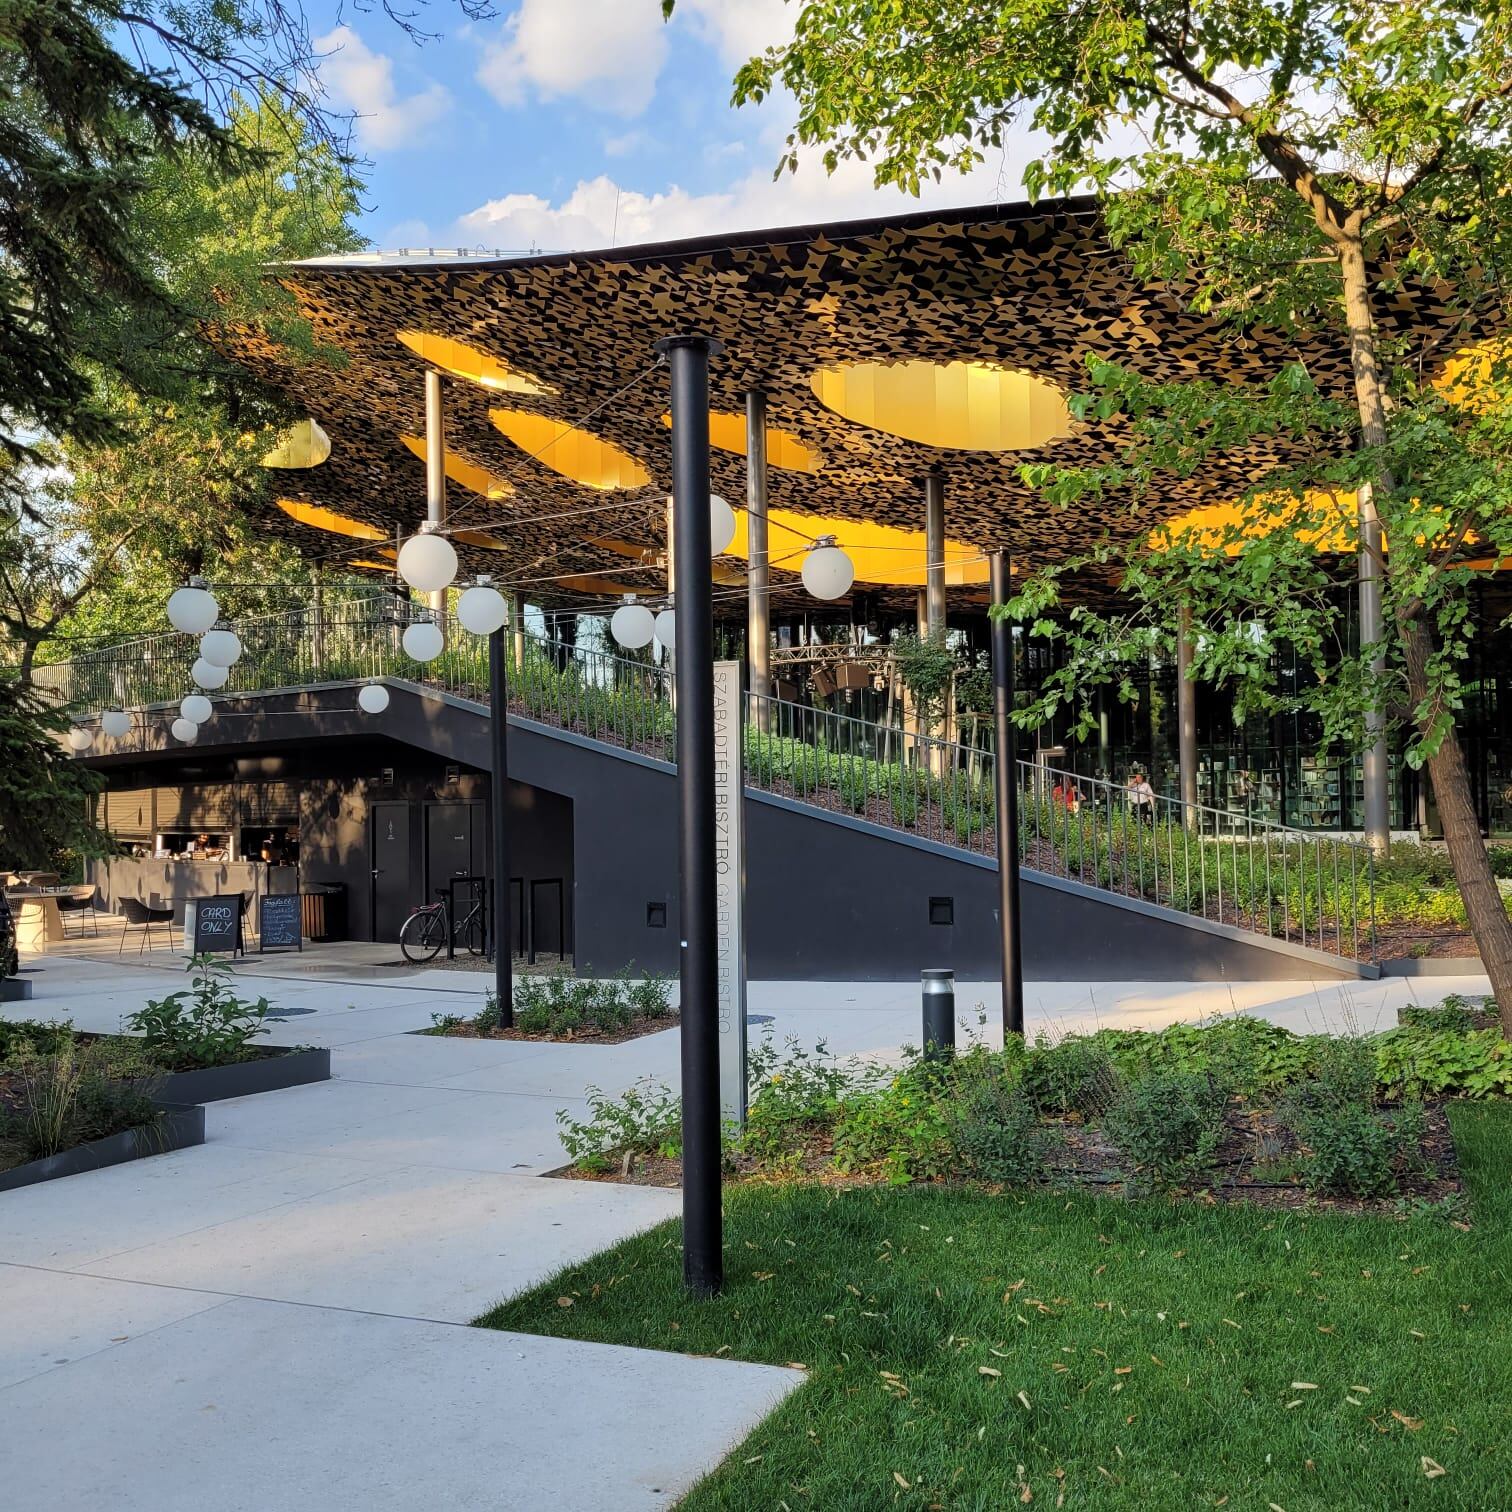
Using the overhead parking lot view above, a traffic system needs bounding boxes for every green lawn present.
[481,1103,1512,1509]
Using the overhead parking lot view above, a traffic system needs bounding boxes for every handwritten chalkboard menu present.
[259,893,303,953]
[192,895,241,955]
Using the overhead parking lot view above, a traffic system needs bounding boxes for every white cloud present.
[604,128,657,159]
[315,26,450,151]
[675,0,796,67]
[457,146,1031,252]
[478,0,669,118]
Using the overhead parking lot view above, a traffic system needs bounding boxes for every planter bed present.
[147,1044,330,1103]
[417,1014,678,1046]
[0,1102,204,1193]
[554,1100,1463,1217]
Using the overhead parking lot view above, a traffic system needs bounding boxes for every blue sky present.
[303,0,1038,253]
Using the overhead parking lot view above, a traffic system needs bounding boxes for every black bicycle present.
[399,887,486,963]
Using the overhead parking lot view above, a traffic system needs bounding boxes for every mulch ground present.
[556,1101,1462,1216]
[429,1012,679,1046]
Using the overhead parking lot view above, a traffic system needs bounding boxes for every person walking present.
[1127,769,1156,825]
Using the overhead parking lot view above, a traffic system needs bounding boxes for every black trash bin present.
[300,884,347,942]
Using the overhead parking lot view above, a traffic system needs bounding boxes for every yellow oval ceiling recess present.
[725,505,988,588]
[261,418,331,469]
[811,360,1072,451]
[275,498,385,541]
[396,331,555,396]
[660,412,821,473]
[400,434,514,501]
[490,408,652,490]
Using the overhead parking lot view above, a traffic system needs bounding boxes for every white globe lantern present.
[358,683,391,715]
[66,726,94,753]
[397,529,458,594]
[801,539,856,601]
[456,584,508,636]
[610,599,655,650]
[666,494,737,556]
[180,694,213,725]
[402,621,444,663]
[170,717,199,744]
[166,585,219,635]
[653,608,677,651]
[199,628,242,668]
[192,657,229,689]
[100,709,132,739]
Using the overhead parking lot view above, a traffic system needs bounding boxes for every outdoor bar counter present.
[92,857,297,924]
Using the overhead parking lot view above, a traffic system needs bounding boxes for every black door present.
[371,801,412,943]
[426,801,479,897]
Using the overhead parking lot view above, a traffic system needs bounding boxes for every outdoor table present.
[5,892,63,951]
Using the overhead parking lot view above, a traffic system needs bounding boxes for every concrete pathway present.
[0,950,1489,1508]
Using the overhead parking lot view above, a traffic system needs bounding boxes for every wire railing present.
[34,595,1376,961]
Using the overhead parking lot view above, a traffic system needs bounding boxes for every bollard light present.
[921,969,956,1062]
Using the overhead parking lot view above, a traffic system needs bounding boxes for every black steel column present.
[489,627,513,1027]
[990,550,1025,1037]
[656,333,723,1298]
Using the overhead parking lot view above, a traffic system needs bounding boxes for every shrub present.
[1021,1036,1120,1119]
[127,954,271,1068]
[555,1077,682,1173]
[1373,1024,1512,1100]
[741,1037,861,1173]
[469,966,675,1039]
[947,1066,1049,1185]
[1092,1017,1319,1096]
[832,1065,955,1185]
[0,1017,73,1062]
[1399,996,1484,1033]
[1102,1070,1229,1192]
[0,1038,160,1164]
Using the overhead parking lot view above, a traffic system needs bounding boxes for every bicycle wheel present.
[399,907,446,964]
[461,907,487,957]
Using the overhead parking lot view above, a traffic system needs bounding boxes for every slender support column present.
[1176,602,1199,826]
[1358,482,1391,852]
[424,368,448,637]
[488,628,513,1026]
[924,474,946,638]
[990,551,1025,1038]
[656,332,723,1300]
[745,391,771,731]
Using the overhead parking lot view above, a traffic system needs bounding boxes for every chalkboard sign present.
[259,893,303,953]
[192,895,241,955]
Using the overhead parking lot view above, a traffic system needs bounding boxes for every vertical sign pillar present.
[713,659,748,1128]
[655,332,724,1300]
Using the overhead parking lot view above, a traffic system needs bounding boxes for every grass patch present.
[480,1102,1512,1509]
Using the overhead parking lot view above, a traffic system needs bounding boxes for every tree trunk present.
[1400,617,1512,1032]
[1337,234,1511,1017]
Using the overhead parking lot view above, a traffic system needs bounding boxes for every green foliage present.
[463,965,675,1039]
[0,679,110,867]
[1020,1036,1119,1119]
[945,1064,1049,1185]
[1090,1016,1320,1096]
[1374,1025,1512,1101]
[0,1036,160,1165]
[0,1017,73,1061]
[1103,1070,1229,1192]
[831,1065,955,1185]
[555,1077,682,1174]
[127,953,271,1068]
[741,1036,864,1173]
[890,629,956,728]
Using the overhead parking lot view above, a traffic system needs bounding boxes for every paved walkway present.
[1,950,1489,1508]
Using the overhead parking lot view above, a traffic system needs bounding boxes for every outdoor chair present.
[56,885,100,938]
[118,896,173,956]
